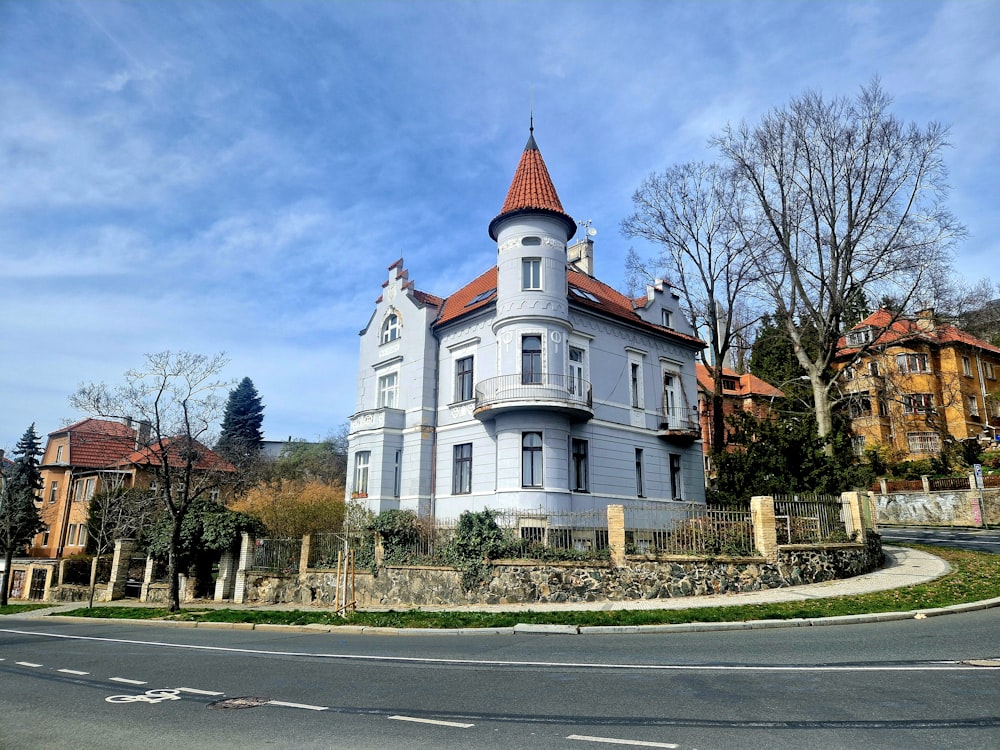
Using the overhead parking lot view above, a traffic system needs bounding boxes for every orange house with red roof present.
[30,418,231,559]
[836,308,1000,460]
[346,129,706,528]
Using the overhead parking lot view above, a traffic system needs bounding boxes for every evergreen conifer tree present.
[217,377,265,469]
[1,424,45,605]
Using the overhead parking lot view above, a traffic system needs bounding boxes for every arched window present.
[380,311,400,344]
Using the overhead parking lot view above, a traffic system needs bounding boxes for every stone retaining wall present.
[874,488,999,526]
[240,536,884,608]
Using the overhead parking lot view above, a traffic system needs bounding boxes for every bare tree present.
[71,351,233,612]
[715,80,964,449]
[622,162,763,453]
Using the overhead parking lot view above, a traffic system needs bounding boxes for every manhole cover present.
[208,696,271,710]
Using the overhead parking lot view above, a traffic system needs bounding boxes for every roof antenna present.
[529,84,534,134]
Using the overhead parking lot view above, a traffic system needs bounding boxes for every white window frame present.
[455,356,474,402]
[907,432,941,454]
[522,432,543,488]
[570,438,589,492]
[353,451,370,497]
[968,395,980,417]
[521,334,543,385]
[380,311,400,344]
[896,352,930,374]
[522,258,542,290]
[962,356,973,377]
[903,393,933,414]
[453,443,472,495]
[377,371,399,409]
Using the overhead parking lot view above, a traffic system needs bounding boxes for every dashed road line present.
[389,715,475,728]
[15,661,42,667]
[58,668,89,675]
[176,687,224,696]
[267,700,328,711]
[567,736,680,748]
[109,677,147,685]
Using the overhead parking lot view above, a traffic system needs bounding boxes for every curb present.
[14,595,1000,636]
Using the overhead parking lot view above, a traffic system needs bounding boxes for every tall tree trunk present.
[1,549,14,606]
[811,379,835,456]
[711,368,727,458]
[168,518,181,612]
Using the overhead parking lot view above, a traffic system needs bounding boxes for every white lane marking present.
[58,668,89,675]
[389,715,475,728]
[267,700,328,711]
[568,736,679,748]
[0,628,990,673]
[15,661,42,667]
[109,677,147,685]
[176,687,224,695]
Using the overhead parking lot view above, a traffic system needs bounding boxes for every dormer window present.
[662,310,673,329]
[846,327,873,347]
[722,377,739,391]
[380,312,400,344]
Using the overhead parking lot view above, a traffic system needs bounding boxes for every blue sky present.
[2,0,998,451]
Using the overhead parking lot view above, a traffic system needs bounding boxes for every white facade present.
[347,134,706,520]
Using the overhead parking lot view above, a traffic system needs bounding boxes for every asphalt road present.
[2,609,999,750]
[879,525,1000,554]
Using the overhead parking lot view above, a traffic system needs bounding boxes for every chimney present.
[135,421,152,450]
[567,237,594,276]
[915,308,936,332]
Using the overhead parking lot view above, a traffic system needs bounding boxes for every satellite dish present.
[587,228,597,237]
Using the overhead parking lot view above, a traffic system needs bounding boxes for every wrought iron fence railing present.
[624,501,754,556]
[250,538,302,573]
[773,494,851,543]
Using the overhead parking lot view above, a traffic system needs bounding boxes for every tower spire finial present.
[529,84,534,135]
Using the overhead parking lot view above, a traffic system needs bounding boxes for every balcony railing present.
[658,405,701,443]
[474,373,593,418]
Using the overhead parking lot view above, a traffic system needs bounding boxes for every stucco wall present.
[875,488,999,526]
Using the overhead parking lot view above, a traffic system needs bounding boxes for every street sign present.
[974,463,984,490]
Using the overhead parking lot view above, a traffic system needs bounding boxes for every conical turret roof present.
[488,130,576,241]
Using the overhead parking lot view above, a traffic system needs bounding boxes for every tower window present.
[522,335,543,384]
[522,432,543,488]
[521,236,541,246]
[522,259,542,290]
[380,313,400,344]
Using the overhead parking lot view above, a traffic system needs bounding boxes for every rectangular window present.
[74,480,84,502]
[210,488,220,502]
[83,477,96,501]
[896,353,930,374]
[635,448,644,497]
[522,432,543,488]
[851,435,867,457]
[353,451,370,497]
[522,258,541,290]
[453,443,472,494]
[849,397,872,419]
[868,361,881,377]
[41,526,50,547]
[67,523,78,546]
[78,525,88,549]
[49,480,58,504]
[669,454,682,500]
[907,432,941,454]
[571,439,589,492]
[969,395,980,417]
[962,356,973,377]
[455,356,474,402]
[55,445,64,463]
[631,363,641,408]
[393,449,402,498]
[663,372,678,424]
[662,309,673,329]
[521,335,542,384]
[377,372,398,408]
[903,394,933,414]
[984,362,996,380]
[568,347,585,397]
[846,328,873,346]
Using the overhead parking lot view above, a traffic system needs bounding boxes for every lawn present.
[27,544,1000,630]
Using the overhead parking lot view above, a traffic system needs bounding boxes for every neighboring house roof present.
[46,418,137,468]
[429,264,704,349]
[838,308,1000,357]
[488,130,577,241]
[115,437,234,473]
[695,364,784,399]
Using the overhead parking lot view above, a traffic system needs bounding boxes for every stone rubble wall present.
[874,488,999,526]
[240,536,884,608]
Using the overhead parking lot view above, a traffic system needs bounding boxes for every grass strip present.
[0,604,51,616]
[38,544,1000,629]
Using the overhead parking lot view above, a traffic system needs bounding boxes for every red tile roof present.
[838,308,1000,357]
[116,437,234,473]
[47,418,137,468]
[429,264,704,349]
[695,364,785,398]
[488,131,576,241]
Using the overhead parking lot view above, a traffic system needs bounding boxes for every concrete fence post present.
[879,478,888,495]
[106,538,136,601]
[840,491,866,542]
[140,554,154,602]
[750,496,778,561]
[300,534,312,574]
[921,475,931,493]
[214,549,237,602]
[233,533,253,604]
[606,504,626,567]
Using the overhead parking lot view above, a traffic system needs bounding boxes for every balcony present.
[474,374,593,421]
[658,405,701,444]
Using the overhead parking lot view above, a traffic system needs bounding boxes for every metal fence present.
[773,494,851,544]
[623,501,754,556]
[250,538,302,573]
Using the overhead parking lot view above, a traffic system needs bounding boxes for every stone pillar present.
[214,549,237,602]
[106,539,136,601]
[750,496,778,561]
[233,533,253,604]
[58,558,68,587]
[606,504,626,567]
[299,534,312,573]
[867,491,879,534]
[879,478,888,495]
[374,533,385,567]
[921,475,931,493]
[840,491,866,542]
[140,554,154,602]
